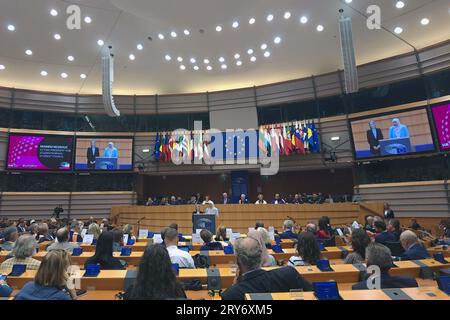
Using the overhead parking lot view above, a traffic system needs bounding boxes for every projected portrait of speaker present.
[86,140,100,169]
[366,120,384,156]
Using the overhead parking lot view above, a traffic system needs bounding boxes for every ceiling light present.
[50,9,58,16]
[420,18,430,25]
[250,56,256,62]
[219,57,225,63]
[54,33,61,40]
[234,53,240,59]
[284,12,291,19]
[67,55,75,62]
[137,44,144,50]
[260,43,268,50]
[0,65,5,70]
[164,55,172,61]
[206,65,212,71]
[40,70,48,76]
[25,49,33,56]
[142,149,150,153]
[193,65,199,71]
[216,25,222,32]
[129,54,135,61]
[317,25,324,32]
[183,29,190,35]
[61,73,68,78]
[396,1,405,9]
[330,136,340,141]
[84,16,92,24]
[170,31,177,38]
[394,27,403,34]
[97,39,104,46]
[203,59,210,64]
[158,33,165,40]
[221,64,227,70]
[345,0,353,3]
[177,57,183,62]
[190,58,196,64]
[247,49,254,55]
[80,74,87,79]
[7,25,15,32]
[232,21,239,28]
[300,16,308,24]
[274,36,281,44]
[236,60,242,66]
[264,51,271,58]
[179,65,186,70]
[249,18,256,25]
[266,14,274,22]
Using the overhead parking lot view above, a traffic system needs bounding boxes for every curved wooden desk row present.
[3,259,448,291]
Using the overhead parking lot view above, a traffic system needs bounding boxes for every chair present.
[384,241,405,257]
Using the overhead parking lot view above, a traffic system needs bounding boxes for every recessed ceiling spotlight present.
[274,36,281,44]
[232,21,239,28]
[396,1,405,9]
[284,12,291,19]
[84,16,92,24]
[206,65,212,71]
[236,60,242,66]
[54,33,61,40]
[177,57,183,62]
[183,29,190,36]
[7,24,15,32]
[60,72,68,78]
[264,51,271,58]
[129,54,136,61]
[219,57,225,63]
[170,31,177,38]
[179,65,186,70]
[67,55,75,62]
[317,24,324,32]
[97,39,104,46]
[300,16,308,24]
[80,74,87,79]
[266,14,274,22]
[193,65,199,71]
[216,25,223,32]
[164,54,172,61]
[345,0,353,3]
[137,44,144,50]
[221,64,227,70]
[247,49,254,55]
[250,56,257,62]
[234,53,240,59]
[50,9,58,16]
[260,43,268,50]
[40,70,48,76]
[0,65,6,70]
[158,33,165,40]
[190,58,196,64]
[25,49,33,56]
[249,18,256,25]
[203,59,210,64]
[420,18,430,25]
[394,26,403,34]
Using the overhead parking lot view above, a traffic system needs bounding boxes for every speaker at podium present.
[192,214,216,234]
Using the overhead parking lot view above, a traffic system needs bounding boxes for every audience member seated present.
[69,221,83,243]
[387,219,402,241]
[344,229,371,264]
[192,204,202,215]
[409,218,423,231]
[201,195,211,205]
[84,231,125,270]
[352,242,418,290]
[123,244,187,300]
[112,229,124,252]
[0,278,12,298]
[291,193,303,204]
[215,225,229,242]
[122,224,136,241]
[221,192,231,204]
[14,250,77,300]
[238,194,248,204]
[88,223,101,240]
[400,230,430,260]
[304,223,317,234]
[316,216,332,239]
[288,232,321,266]
[29,223,39,240]
[374,220,396,245]
[37,223,54,243]
[220,236,313,300]
[280,220,297,240]
[254,193,267,204]
[47,228,80,253]
[0,235,41,272]
[364,215,376,233]
[16,218,27,234]
[272,193,286,204]
[168,223,187,242]
[164,228,195,268]
[255,221,265,229]
[248,229,276,266]
[257,227,273,249]
[199,230,223,251]
[0,227,18,251]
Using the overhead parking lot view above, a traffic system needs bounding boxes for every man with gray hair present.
[0,226,19,251]
[47,228,80,253]
[0,235,41,271]
[305,222,317,234]
[221,237,312,300]
[280,219,297,239]
[352,242,418,290]
[399,230,430,260]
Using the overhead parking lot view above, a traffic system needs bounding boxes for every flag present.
[307,121,314,151]
[258,128,267,157]
[154,133,161,161]
[311,120,320,153]
[283,125,292,156]
[264,129,272,157]
[294,123,305,154]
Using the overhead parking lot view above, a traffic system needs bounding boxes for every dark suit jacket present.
[400,243,430,260]
[367,128,384,154]
[86,147,100,167]
[280,230,298,240]
[200,242,224,251]
[221,267,313,300]
[352,273,418,290]
[375,231,397,245]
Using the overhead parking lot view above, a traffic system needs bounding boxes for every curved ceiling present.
[0,0,449,95]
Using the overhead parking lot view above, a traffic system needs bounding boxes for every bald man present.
[46,228,79,253]
[400,230,430,260]
[221,237,312,300]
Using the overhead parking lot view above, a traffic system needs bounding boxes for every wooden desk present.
[428,246,450,258]
[76,290,220,300]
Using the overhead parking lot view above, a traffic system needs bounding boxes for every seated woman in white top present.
[288,232,321,267]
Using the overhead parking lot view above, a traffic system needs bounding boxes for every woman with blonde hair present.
[88,223,101,240]
[257,227,272,249]
[247,229,276,267]
[15,250,77,300]
[123,224,136,241]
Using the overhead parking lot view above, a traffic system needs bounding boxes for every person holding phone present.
[0,275,12,298]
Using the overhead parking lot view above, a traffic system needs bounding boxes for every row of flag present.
[154,120,320,162]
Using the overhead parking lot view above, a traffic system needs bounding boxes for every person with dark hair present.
[409,218,422,231]
[374,220,396,245]
[215,225,229,242]
[344,229,371,264]
[387,219,402,241]
[112,229,124,252]
[316,216,331,239]
[0,226,19,251]
[84,231,125,270]
[288,232,321,266]
[255,221,264,229]
[16,218,27,233]
[199,229,223,251]
[123,244,186,300]
[383,203,395,220]
[168,223,187,242]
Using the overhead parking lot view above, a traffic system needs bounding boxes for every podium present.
[380,138,412,156]
[95,157,118,170]
[192,214,216,234]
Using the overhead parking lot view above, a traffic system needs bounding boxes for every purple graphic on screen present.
[432,104,450,150]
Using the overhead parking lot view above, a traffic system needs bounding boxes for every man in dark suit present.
[353,242,418,290]
[86,140,100,169]
[221,192,231,204]
[374,220,396,245]
[366,120,383,156]
[400,230,430,260]
[279,219,297,239]
[221,236,312,300]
